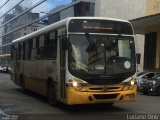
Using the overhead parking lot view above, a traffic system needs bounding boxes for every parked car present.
[0,66,3,71]
[0,66,11,73]
[136,72,160,87]
[139,74,160,95]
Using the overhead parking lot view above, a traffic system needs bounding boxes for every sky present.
[0,0,72,17]
[32,0,72,16]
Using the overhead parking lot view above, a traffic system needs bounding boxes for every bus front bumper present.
[66,86,137,105]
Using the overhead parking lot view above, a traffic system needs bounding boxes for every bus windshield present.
[69,34,136,76]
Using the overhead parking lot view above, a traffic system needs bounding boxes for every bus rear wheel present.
[143,91,148,95]
[48,81,58,106]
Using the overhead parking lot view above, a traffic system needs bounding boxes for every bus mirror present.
[136,53,141,64]
[62,38,68,50]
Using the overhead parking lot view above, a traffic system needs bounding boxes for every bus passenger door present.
[59,36,66,99]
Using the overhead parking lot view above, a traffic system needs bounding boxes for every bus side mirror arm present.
[62,38,68,50]
[136,53,141,64]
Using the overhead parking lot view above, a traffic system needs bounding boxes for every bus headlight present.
[67,79,88,91]
[122,78,136,90]
[73,81,78,87]
[130,80,135,86]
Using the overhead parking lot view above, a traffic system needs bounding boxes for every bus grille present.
[93,94,118,100]
[88,86,122,92]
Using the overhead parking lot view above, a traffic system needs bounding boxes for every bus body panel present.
[11,58,58,96]
[66,86,137,105]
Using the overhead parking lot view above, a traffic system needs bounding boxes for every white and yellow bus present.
[11,17,137,105]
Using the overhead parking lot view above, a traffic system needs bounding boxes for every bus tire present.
[47,81,58,106]
[143,91,148,95]
[20,74,25,89]
[106,103,114,106]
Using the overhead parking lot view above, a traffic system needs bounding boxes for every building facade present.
[95,0,146,20]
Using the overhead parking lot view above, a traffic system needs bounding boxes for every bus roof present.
[12,17,131,44]
[0,54,11,57]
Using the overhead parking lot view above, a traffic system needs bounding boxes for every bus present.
[11,17,137,105]
[0,54,11,73]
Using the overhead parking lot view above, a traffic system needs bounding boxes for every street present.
[0,73,160,120]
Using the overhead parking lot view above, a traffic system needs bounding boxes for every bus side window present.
[18,43,23,60]
[26,39,32,60]
[25,40,29,60]
[11,45,15,60]
[37,35,45,59]
[23,41,26,60]
[31,38,37,60]
[46,31,57,59]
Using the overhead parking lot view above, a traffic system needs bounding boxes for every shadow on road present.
[58,103,130,114]
[138,92,160,96]
[13,88,130,114]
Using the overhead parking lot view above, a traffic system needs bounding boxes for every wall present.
[95,0,146,20]
[146,0,160,15]
[144,0,160,70]
[134,34,145,72]
[145,24,160,69]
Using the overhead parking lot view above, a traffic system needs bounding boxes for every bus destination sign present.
[68,19,133,35]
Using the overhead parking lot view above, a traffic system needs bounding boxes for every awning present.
[130,13,160,34]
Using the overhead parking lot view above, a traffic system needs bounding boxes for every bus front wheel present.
[106,103,114,106]
[48,81,58,106]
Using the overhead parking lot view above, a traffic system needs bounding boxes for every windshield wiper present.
[85,32,98,57]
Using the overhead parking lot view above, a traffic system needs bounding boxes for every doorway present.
[144,32,157,70]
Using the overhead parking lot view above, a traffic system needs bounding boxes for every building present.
[0,0,95,54]
[131,0,160,72]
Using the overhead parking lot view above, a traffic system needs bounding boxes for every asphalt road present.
[0,73,160,120]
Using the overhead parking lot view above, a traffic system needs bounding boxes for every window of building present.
[74,2,95,16]
[49,13,60,24]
